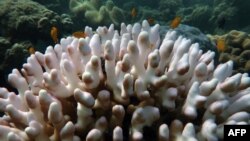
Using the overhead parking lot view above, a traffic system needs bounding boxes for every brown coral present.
[208,30,250,74]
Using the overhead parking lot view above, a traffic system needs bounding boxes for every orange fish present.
[28,47,35,54]
[50,26,58,43]
[72,31,87,38]
[170,16,182,29]
[147,17,155,25]
[131,8,137,18]
[216,39,226,52]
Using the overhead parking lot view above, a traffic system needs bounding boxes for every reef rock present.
[0,0,73,39]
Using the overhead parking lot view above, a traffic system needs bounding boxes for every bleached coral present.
[0,20,250,141]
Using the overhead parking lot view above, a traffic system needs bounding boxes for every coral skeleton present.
[0,20,250,141]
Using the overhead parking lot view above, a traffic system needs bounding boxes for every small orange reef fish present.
[28,47,35,54]
[216,38,226,52]
[170,16,182,29]
[50,26,58,43]
[72,31,87,38]
[131,7,137,18]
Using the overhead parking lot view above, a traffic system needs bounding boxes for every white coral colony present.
[0,20,250,141]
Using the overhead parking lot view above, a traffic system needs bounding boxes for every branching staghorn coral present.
[0,20,250,141]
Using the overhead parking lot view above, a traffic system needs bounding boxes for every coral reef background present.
[208,30,250,74]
